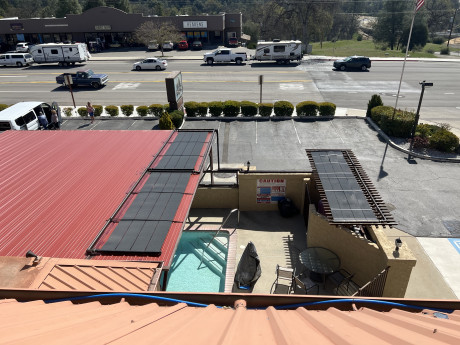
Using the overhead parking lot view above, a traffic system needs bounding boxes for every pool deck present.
[186,208,457,299]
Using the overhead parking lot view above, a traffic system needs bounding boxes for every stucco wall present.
[191,187,239,209]
[307,206,416,297]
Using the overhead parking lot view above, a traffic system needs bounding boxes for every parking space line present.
[291,119,301,144]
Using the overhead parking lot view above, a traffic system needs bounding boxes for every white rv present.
[29,43,91,66]
[253,40,303,64]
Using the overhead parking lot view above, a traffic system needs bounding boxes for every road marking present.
[0,75,28,78]
[112,82,140,90]
[291,119,301,144]
[280,83,304,90]
[444,92,455,95]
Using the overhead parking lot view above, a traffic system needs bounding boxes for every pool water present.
[166,231,229,292]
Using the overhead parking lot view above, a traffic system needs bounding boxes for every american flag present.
[415,0,425,12]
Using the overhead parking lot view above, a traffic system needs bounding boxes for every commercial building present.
[0,6,242,51]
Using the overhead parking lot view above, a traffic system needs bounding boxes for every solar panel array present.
[310,151,377,223]
[99,132,209,255]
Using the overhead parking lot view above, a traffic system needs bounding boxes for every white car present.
[16,42,31,52]
[162,41,173,50]
[132,58,167,71]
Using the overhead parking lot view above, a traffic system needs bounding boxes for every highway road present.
[1,56,459,129]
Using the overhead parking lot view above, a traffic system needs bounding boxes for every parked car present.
[132,58,167,71]
[227,37,238,47]
[148,40,159,51]
[191,40,203,50]
[333,56,371,71]
[0,52,34,67]
[177,40,189,50]
[162,41,173,51]
[16,42,31,52]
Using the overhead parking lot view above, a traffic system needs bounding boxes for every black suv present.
[333,56,371,71]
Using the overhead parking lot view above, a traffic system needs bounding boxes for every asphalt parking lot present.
[61,116,460,239]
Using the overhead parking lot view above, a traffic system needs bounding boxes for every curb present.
[365,117,460,163]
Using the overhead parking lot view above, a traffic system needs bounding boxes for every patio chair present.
[292,274,319,295]
[327,268,355,295]
[270,265,294,294]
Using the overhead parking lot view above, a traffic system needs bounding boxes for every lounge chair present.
[270,265,294,294]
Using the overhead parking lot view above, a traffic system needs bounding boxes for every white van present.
[0,52,34,67]
[0,102,56,131]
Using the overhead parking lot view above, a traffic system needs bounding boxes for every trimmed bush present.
[184,101,199,117]
[197,102,208,117]
[258,103,273,117]
[432,36,444,44]
[223,100,240,117]
[429,129,459,153]
[296,101,318,117]
[77,107,87,117]
[148,104,164,117]
[121,104,134,116]
[416,123,440,138]
[274,101,294,117]
[240,101,258,117]
[63,107,73,117]
[136,105,149,117]
[93,105,103,117]
[371,106,414,138]
[366,94,383,117]
[208,101,223,117]
[357,34,363,41]
[440,46,450,55]
[318,102,336,116]
[0,104,9,111]
[170,110,184,128]
[159,112,174,130]
[105,105,119,117]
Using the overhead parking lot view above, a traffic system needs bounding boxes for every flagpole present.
[391,4,418,119]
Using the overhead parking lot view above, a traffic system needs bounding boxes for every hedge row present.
[69,104,172,117]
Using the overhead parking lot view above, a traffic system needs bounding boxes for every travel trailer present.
[29,43,91,66]
[252,40,303,64]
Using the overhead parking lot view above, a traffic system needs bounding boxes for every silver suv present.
[333,56,371,71]
[16,42,31,52]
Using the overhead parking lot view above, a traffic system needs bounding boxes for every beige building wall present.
[191,187,239,209]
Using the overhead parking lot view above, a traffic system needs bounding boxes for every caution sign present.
[257,178,286,204]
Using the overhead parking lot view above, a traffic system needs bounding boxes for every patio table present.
[299,247,340,285]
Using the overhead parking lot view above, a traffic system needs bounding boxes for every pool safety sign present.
[257,178,286,204]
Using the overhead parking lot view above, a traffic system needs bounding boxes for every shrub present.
[416,123,440,138]
[0,104,9,111]
[77,107,87,116]
[208,101,223,117]
[426,48,435,54]
[240,101,258,117]
[159,112,174,130]
[429,129,459,153]
[170,110,184,128]
[223,100,240,117]
[121,104,134,116]
[440,46,450,55]
[366,94,383,117]
[93,105,103,117]
[357,34,363,41]
[318,102,336,116]
[63,107,73,117]
[247,42,256,49]
[197,102,208,117]
[370,106,415,138]
[274,101,294,117]
[296,101,318,117]
[148,104,164,117]
[432,36,444,44]
[411,136,430,149]
[136,105,149,117]
[258,103,273,117]
[105,105,119,117]
[184,101,199,117]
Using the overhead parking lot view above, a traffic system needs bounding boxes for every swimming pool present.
[166,231,228,292]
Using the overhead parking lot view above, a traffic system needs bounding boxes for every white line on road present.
[291,119,301,144]
[0,76,28,78]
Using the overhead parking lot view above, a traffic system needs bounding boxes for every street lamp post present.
[408,81,433,160]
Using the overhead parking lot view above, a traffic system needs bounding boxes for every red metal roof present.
[0,130,173,259]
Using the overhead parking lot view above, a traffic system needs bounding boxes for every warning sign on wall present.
[257,178,286,204]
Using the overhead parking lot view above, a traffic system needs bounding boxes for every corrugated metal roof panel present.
[0,130,172,259]
[0,300,459,344]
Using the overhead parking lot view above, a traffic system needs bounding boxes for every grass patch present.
[310,39,443,58]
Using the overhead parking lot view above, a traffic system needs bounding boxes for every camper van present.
[0,101,59,131]
[252,40,303,64]
[29,43,91,66]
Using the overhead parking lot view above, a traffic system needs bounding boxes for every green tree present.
[400,21,429,50]
[426,0,454,36]
[56,0,82,18]
[373,0,409,50]
[84,0,106,12]
[108,0,131,13]
[134,21,182,56]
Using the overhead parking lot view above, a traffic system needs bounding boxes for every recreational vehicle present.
[253,40,303,64]
[29,43,91,66]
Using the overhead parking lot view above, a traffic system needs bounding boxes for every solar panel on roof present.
[312,151,377,223]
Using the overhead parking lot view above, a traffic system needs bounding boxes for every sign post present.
[259,75,263,103]
[63,74,76,108]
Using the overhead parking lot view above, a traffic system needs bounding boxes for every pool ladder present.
[198,208,239,268]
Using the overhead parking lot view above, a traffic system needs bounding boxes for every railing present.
[353,267,390,297]
[198,208,239,268]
